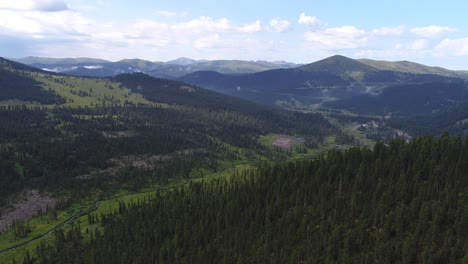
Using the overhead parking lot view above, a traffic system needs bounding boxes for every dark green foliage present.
[0,102,339,200]
[179,69,350,106]
[388,102,468,136]
[0,57,46,73]
[12,220,31,239]
[114,72,281,111]
[325,82,467,116]
[0,58,64,104]
[0,68,64,104]
[34,136,468,263]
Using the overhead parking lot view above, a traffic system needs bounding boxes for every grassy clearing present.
[0,210,70,252]
[192,163,254,183]
[259,133,331,160]
[342,122,375,147]
[317,109,377,148]
[0,235,55,263]
[31,73,163,108]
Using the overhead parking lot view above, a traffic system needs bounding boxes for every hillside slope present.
[359,58,468,78]
[179,55,465,112]
[30,136,468,263]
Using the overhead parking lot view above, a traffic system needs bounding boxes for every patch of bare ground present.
[180,85,196,93]
[272,137,294,149]
[75,148,207,179]
[0,190,56,232]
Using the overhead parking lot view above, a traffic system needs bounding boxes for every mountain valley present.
[0,55,467,263]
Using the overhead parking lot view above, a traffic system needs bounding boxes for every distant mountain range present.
[9,56,300,78]
[7,54,468,119]
[3,55,468,135]
[179,55,468,110]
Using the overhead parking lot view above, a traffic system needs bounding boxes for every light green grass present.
[14,163,24,179]
[31,73,163,108]
[0,211,71,252]
[0,235,55,264]
[192,163,254,183]
[326,136,336,145]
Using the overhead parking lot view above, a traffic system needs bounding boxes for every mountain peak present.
[166,57,200,65]
[298,55,378,76]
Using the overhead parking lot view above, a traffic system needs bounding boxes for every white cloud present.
[0,0,68,12]
[354,49,402,60]
[167,16,261,34]
[304,26,367,50]
[194,34,221,49]
[407,39,429,50]
[158,11,176,17]
[298,13,324,27]
[0,9,90,36]
[372,26,405,36]
[172,16,231,34]
[434,38,468,56]
[238,20,262,33]
[411,26,456,38]
[268,19,292,33]
[130,17,261,39]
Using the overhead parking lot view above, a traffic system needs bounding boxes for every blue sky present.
[1,0,468,69]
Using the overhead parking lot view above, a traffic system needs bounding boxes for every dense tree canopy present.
[26,135,468,264]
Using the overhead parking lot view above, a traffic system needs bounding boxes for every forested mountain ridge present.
[358,58,468,78]
[178,55,465,110]
[27,135,468,263]
[325,81,468,116]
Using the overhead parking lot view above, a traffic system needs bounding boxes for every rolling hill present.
[358,58,468,78]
